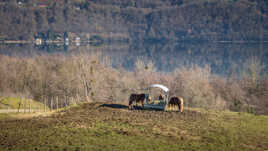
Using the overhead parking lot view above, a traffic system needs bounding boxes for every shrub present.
[172,65,227,109]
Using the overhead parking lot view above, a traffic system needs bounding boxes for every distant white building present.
[35,38,42,45]
[75,37,80,46]
[65,38,69,45]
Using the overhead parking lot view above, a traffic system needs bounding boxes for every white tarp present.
[148,84,169,92]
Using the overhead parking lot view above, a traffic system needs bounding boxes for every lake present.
[0,42,267,76]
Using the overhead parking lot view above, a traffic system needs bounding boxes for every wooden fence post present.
[45,98,47,112]
[24,97,26,113]
[44,98,46,112]
[64,96,67,110]
[50,98,53,111]
[29,99,31,113]
[18,100,21,113]
[31,99,32,113]
[56,97,59,111]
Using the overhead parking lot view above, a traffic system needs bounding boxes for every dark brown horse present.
[168,96,184,112]
[129,93,151,109]
[159,94,165,100]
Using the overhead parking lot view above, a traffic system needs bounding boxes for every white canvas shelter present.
[144,84,169,110]
[148,84,169,92]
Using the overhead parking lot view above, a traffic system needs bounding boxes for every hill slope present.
[0,102,267,151]
[0,0,267,42]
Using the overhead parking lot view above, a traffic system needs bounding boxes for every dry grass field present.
[0,102,268,151]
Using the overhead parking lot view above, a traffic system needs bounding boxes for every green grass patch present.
[0,102,267,151]
[0,113,11,120]
[0,97,47,110]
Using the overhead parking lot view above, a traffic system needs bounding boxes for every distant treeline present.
[0,0,267,42]
[0,53,268,114]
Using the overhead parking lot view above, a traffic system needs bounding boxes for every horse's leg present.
[128,101,131,109]
[129,104,133,110]
[167,104,170,111]
[180,102,183,113]
[130,102,133,110]
[179,101,182,112]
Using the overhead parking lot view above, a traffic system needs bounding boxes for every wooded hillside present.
[0,0,267,42]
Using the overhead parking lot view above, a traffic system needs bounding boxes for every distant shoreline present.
[1,40,268,44]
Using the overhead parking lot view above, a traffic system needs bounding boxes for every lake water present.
[0,42,268,76]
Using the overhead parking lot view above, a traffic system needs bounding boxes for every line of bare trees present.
[0,52,267,114]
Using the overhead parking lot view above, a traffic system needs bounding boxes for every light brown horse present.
[128,93,151,109]
[167,96,184,112]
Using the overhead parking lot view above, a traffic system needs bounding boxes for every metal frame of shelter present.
[144,84,169,110]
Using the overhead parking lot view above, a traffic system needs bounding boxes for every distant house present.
[75,37,80,46]
[65,38,69,45]
[38,4,47,8]
[17,1,25,7]
[34,0,50,8]
[35,38,42,45]
[0,35,5,41]
[34,0,65,8]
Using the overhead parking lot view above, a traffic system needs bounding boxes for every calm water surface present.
[0,42,267,76]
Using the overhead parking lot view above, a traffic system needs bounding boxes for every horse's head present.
[159,94,165,100]
[129,93,136,106]
[147,95,152,103]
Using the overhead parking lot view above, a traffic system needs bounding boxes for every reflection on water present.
[0,42,267,76]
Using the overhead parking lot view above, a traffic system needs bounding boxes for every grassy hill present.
[0,102,267,151]
[0,97,48,110]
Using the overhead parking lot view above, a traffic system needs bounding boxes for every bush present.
[171,65,227,109]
